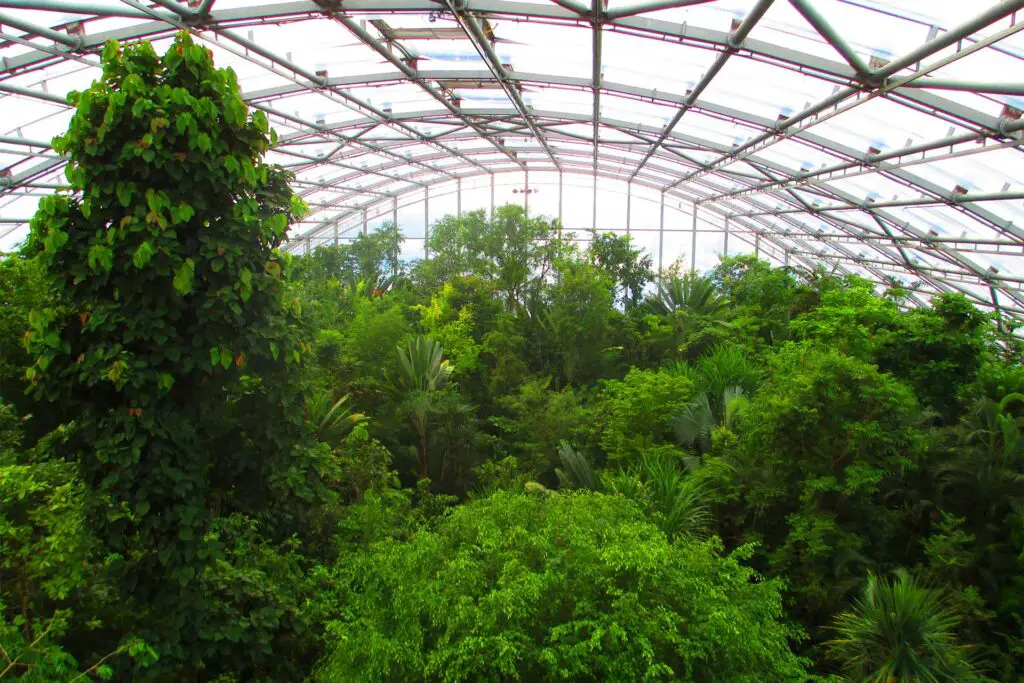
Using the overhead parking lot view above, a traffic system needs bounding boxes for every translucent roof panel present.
[2,0,1023,321]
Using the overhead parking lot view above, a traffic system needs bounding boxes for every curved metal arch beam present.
[267,103,1024,253]
[728,211,935,310]
[3,93,1011,293]
[720,194,959,310]
[286,152,1002,316]
[246,69,1020,189]
[292,156,711,240]
[277,136,725,203]
[709,179,1024,311]
[720,207,1023,321]
[0,0,866,80]
[277,137,715,210]
[3,0,1020,306]
[3,0,1012,140]
[8,69,1015,253]
[6,36,1014,237]
[4,104,1009,304]
[283,163,700,247]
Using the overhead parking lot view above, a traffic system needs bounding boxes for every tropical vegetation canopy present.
[2,33,1023,682]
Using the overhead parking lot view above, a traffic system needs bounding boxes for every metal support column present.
[558,172,564,224]
[457,177,462,215]
[658,191,665,279]
[723,215,729,257]
[333,223,339,246]
[592,176,598,231]
[691,205,698,272]
[424,187,430,260]
[362,209,368,236]
[524,170,530,214]
[489,174,495,215]
[784,250,790,267]
[626,181,632,236]
[755,234,760,258]
[392,195,398,228]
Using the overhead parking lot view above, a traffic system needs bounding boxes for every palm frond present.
[391,335,454,393]
[826,570,979,682]
[309,393,368,445]
[554,441,600,491]
[644,271,730,317]
[673,393,714,454]
[696,345,763,397]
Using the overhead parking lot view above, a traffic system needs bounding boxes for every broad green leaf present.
[132,241,155,269]
[173,258,195,295]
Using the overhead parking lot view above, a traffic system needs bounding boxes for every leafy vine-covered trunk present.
[25,32,318,679]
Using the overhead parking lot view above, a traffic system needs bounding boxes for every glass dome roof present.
[1,0,1023,320]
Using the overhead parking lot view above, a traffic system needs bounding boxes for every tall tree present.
[25,33,320,677]
[388,335,454,479]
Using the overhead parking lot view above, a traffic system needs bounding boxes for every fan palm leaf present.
[826,570,979,682]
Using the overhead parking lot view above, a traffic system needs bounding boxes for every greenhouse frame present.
[1,0,1023,320]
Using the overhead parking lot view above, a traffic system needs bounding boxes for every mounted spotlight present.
[511,188,539,195]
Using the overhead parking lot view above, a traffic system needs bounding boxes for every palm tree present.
[644,271,730,317]
[669,345,760,455]
[826,570,980,682]
[308,393,368,447]
[695,344,763,398]
[673,386,747,456]
[554,441,599,491]
[388,335,454,479]
[644,272,734,359]
[604,449,712,540]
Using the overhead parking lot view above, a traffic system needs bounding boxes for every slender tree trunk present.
[19,579,32,642]
[419,428,429,480]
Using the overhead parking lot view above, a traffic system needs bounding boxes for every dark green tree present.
[733,343,926,631]
[588,231,652,308]
[25,33,322,677]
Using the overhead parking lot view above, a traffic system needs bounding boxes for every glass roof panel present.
[2,0,1023,320]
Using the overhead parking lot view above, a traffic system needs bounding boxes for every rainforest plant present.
[24,32,318,677]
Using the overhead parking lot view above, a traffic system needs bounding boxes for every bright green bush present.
[317,489,809,682]
[599,368,694,462]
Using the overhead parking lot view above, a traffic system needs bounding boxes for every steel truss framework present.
[1,0,1023,320]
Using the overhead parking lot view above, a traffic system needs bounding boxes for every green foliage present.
[317,490,809,682]
[736,343,925,627]
[8,57,1023,680]
[415,282,483,378]
[540,258,619,384]
[391,335,454,394]
[420,206,560,310]
[554,441,599,490]
[599,368,694,462]
[709,255,801,345]
[643,272,735,359]
[588,231,652,308]
[308,393,367,446]
[0,257,49,421]
[292,223,403,286]
[490,377,592,478]
[603,448,712,540]
[23,33,320,677]
[826,570,982,682]
[790,277,901,359]
[874,294,990,421]
[388,336,455,480]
